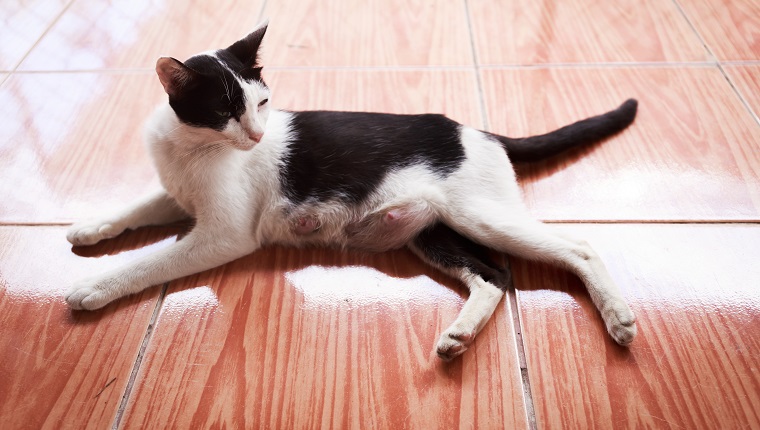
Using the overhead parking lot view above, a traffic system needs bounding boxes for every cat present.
[65,21,638,360]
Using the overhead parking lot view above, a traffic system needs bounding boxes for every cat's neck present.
[143,105,292,212]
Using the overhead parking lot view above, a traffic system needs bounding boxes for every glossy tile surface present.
[0,226,177,429]
[2,0,760,427]
[469,0,707,65]
[0,0,70,71]
[678,0,760,61]
[482,66,760,221]
[122,247,527,428]
[266,69,482,127]
[0,73,162,223]
[725,65,760,119]
[514,224,760,429]
[260,0,472,66]
[18,0,265,70]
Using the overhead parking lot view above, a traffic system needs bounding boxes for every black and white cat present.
[66,21,638,360]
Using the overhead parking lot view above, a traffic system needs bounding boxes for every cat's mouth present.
[232,137,263,151]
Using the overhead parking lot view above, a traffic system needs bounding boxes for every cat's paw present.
[603,301,637,346]
[67,220,124,246]
[65,278,121,310]
[436,328,475,361]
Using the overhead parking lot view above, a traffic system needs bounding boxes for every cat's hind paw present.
[604,302,637,346]
[436,329,475,361]
[67,220,123,246]
[65,279,118,310]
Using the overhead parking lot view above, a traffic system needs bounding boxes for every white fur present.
[66,89,636,355]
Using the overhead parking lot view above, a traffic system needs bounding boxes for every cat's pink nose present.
[249,132,263,142]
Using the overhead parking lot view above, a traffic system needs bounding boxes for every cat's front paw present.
[436,327,475,361]
[67,220,124,246]
[65,277,122,310]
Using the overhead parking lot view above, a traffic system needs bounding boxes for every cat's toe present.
[436,330,475,361]
[67,222,120,246]
[65,281,113,310]
[605,304,637,346]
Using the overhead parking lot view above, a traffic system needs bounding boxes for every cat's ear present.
[227,19,269,68]
[155,57,200,98]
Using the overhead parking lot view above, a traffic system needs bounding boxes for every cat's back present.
[280,110,466,205]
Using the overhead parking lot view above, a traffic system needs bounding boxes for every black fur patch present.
[413,223,511,291]
[280,111,465,204]
[168,55,249,131]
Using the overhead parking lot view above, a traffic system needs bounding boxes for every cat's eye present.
[215,111,232,118]
[258,99,269,107]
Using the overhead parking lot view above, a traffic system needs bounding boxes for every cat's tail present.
[490,98,638,163]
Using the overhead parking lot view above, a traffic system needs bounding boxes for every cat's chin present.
[232,141,258,151]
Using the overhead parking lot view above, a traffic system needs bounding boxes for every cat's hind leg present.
[409,222,510,361]
[67,188,188,246]
[443,203,636,346]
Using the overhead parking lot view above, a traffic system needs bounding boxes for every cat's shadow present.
[512,137,607,184]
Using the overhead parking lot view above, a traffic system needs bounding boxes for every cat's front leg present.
[66,226,257,310]
[67,188,187,246]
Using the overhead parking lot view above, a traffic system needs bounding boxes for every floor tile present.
[677,0,760,61]
[17,0,264,71]
[260,0,472,66]
[0,0,70,71]
[0,226,178,429]
[724,65,760,119]
[121,247,527,428]
[481,66,760,221]
[266,69,483,127]
[513,224,760,429]
[468,0,708,65]
[0,72,162,223]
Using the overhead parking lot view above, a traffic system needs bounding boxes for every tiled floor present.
[0,0,758,428]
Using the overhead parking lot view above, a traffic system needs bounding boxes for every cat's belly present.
[263,164,447,250]
[274,198,437,252]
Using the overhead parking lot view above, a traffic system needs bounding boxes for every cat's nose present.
[248,131,263,142]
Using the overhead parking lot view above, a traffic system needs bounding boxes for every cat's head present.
[156,21,270,150]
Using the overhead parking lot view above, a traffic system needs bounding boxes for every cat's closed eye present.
[215,111,232,118]
[258,99,269,107]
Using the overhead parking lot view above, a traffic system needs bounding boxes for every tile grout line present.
[1,220,759,229]
[667,0,760,126]
[669,0,716,61]
[8,0,76,74]
[716,64,760,126]
[256,0,268,23]
[463,0,489,131]
[505,257,538,430]
[111,283,169,430]
[540,219,760,225]
[10,61,754,75]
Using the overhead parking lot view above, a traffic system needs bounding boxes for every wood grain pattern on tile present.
[0,0,70,70]
[120,247,527,428]
[678,0,760,61]
[17,0,264,70]
[0,226,179,429]
[0,73,162,223]
[725,65,760,120]
[513,224,760,429]
[468,0,707,65]
[481,66,760,221]
[260,0,472,66]
[266,69,483,127]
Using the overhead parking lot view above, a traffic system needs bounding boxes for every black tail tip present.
[616,98,638,126]
[620,98,638,116]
